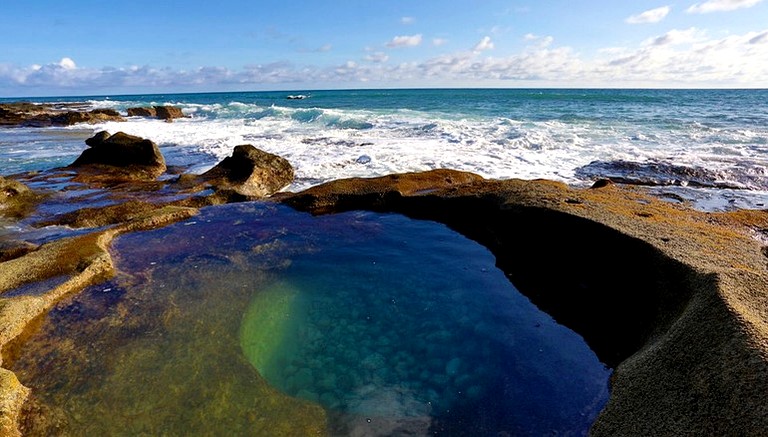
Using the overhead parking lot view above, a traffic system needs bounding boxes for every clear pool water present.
[11,202,610,436]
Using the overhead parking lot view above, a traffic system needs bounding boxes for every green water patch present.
[240,282,307,385]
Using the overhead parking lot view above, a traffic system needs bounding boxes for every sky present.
[2,0,768,96]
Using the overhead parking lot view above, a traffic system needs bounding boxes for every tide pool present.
[10,203,610,436]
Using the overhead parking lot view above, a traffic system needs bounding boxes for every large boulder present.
[154,106,185,121]
[69,131,166,179]
[126,106,185,122]
[198,145,294,197]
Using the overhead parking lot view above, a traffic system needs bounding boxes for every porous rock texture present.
[69,131,167,180]
[0,177,38,219]
[281,169,768,436]
[195,144,295,197]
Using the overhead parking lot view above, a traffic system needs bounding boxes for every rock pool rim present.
[279,170,768,436]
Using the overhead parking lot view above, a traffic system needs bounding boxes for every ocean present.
[2,88,768,210]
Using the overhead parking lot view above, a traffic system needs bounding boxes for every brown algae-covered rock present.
[69,131,166,180]
[0,176,38,219]
[126,106,185,121]
[0,103,124,127]
[196,144,295,197]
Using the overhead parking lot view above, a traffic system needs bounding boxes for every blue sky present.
[2,0,768,96]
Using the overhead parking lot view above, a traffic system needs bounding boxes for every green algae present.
[240,282,306,385]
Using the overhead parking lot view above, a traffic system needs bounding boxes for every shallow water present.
[10,202,610,436]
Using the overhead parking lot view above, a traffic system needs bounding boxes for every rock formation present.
[280,170,768,436]
[191,144,295,197]
[68,131,166,180]
[126,105,185,121]
[0,103,124,127]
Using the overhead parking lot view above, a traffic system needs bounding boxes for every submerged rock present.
[195,144,294,197]
[68,131,166,180]
[0,176,38,219]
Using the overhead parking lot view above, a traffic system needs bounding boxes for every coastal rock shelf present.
[0,166,767,435]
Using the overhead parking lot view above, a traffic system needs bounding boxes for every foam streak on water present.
[2,89,768,208]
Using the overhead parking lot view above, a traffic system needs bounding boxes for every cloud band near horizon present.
[2,28,768,96]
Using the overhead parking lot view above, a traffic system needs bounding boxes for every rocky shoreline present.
[0,125,767,435]
[0,102,185,127]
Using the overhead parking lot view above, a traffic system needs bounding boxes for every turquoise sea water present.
[2,88,767,209]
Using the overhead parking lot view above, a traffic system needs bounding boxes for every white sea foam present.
[79,99,768,196]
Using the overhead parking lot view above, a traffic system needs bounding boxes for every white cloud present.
[386,34,422,48]
[687,0,763,13]
[364,52,390,63]
[643,28,705,46]
[58,57,77,70]
[4,28,768,94]
[523,34,554,48]
[473,36,494,52]
[401,16,415,25]
[626,6,671,24]
[432,38,448,47]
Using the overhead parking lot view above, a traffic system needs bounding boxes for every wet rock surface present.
[194,144,295,197]
[0,102,124,127]
[576,159,768,190]
[126,105,185,121]
[68,131,167,180]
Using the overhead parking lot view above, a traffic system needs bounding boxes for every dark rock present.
[0,102,124,127]
[126,106,184,122]
[198,145,294,197]
[590,179,613,189]
[127,107,157,117]
[153,106,185,121]
[0,240,38,263]
[69,131,166,179]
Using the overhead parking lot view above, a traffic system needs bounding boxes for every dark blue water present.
[226,204,611,435]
